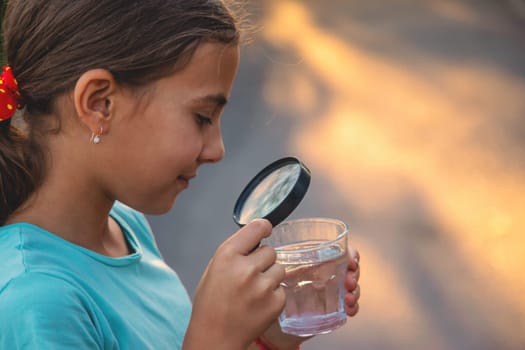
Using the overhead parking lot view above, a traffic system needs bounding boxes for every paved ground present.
[149,1,525,349]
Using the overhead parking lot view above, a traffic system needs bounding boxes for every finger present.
[345,285,361,308]
[354,265,360,282]
[345,302,359,317]
[249,245,278,272]
[344,272,357,292]
[224,219,273,255]
[354,248,360,263]
[273,285,287,312]
[263,263,286,289]
[352,284,361,301]
[347,244,360,271]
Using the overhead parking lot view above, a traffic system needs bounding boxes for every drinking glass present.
[262,218,349,336]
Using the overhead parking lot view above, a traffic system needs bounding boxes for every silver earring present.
[92,134,101,144]
[91,126,103,145]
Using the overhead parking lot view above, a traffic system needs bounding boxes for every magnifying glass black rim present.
[233,156,311,227]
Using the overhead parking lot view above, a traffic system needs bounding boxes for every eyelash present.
[196,114,212,127]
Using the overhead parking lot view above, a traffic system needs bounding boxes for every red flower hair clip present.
[0,65,24,121]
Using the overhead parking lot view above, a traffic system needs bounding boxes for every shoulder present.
[0,224,27,288]
[1,270,85,303]
[0,272,103,348]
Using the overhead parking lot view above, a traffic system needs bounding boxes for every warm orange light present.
[261,0,525,344]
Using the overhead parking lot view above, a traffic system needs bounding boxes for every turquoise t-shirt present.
[0,202,192,349]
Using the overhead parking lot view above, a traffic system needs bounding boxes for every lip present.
[177,174,196,189]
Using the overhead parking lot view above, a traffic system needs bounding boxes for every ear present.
[73,69,117,136]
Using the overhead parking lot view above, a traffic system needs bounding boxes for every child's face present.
[104,42,240,214]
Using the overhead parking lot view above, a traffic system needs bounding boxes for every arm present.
[248,334,300,350]
[255,322,304,350]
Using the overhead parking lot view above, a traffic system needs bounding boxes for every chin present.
[150,199,178,215]
[130,195,178,216]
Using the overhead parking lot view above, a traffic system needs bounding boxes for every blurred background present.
[1,0,523,349]
[149,0,525,349]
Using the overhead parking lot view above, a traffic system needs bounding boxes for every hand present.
[183,219,286,350]
[345,244,361,317]
[259,244,361,349]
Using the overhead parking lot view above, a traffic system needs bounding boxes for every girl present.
[0,1,361,349]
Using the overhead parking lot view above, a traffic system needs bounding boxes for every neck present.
[7,171,129,257]
[6,123,133,257]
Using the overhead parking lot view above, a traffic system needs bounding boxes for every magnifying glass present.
[233,157,311,227]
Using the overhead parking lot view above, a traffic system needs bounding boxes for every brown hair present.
[0,0,241,224]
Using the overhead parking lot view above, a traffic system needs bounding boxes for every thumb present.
[225,219,273,255]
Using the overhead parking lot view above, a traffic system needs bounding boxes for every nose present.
[198,128,225,164]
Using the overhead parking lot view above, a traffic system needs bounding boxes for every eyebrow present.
[192,93,228,108]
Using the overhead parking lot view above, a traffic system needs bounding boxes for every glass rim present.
[270,217,349,254]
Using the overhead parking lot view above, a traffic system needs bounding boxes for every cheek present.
[120,105,202,168]
[153,132,202,166]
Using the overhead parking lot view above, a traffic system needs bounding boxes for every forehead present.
[154,43,239,102]
[170,42,240,91]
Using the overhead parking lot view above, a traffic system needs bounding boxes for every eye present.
[195,113,212,127]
